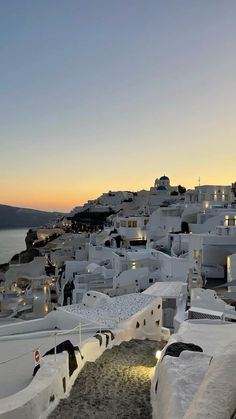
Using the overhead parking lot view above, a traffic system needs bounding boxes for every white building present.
[143,281,187,330]
[147,205,182,241]
[181,197,236,234]
[170,225,236,280]
[185,185,233,208]
[111,249,159,276]
[113,215,149,245]
[227,252,236,292]
[148,175,185,212]
[97,191,134,207]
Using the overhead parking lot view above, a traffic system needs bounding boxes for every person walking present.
[63,280,75,306]
[69,280,75,304]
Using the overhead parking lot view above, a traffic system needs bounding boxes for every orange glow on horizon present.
[0,169,235,213]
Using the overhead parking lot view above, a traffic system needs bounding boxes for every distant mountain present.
[0,204,64,229]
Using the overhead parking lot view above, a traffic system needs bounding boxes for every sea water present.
[0,228,28,264]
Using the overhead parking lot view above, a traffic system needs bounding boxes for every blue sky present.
[1,1,236,210]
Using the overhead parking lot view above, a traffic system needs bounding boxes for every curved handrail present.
[0,344,43,365]
[0,316,103,341]
[0,316,105,367]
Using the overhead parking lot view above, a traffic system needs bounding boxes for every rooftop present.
[143,281,185,298]
[61,293,156,328]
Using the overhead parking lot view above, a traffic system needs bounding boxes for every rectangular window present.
[128,220,137,227]
[120,220,126,227]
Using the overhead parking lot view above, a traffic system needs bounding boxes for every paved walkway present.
[50,339,159,419]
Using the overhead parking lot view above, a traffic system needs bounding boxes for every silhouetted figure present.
[63,280,75,305]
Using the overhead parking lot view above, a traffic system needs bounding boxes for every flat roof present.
[143,281,185,298]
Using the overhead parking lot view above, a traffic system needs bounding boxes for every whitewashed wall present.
[227,253,236,291]
[183,340,236,419]
[64,261,89,282]
[158,251,191,281]
[5,257,46,286]
[88,244,113,263]
[0,296,164,418]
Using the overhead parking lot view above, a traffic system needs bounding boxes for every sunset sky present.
[1,1,236,212]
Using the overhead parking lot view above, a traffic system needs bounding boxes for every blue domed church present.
[148,174,180,211]
[154,175,170,191]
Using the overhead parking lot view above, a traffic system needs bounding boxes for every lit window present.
[128,220,137,227]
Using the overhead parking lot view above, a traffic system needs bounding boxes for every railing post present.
[54,332,57,362]
[79,322,81,346]
[222,310,225,321]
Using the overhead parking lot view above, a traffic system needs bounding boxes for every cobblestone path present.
[50,339,159,419]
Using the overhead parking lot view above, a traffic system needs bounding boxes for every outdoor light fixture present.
[155,350,162,361]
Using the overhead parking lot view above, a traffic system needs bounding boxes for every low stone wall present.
[0,335,111,419]
[151,332,236,419]
[0,353,69,419]
[151,350,210,419]
[184,340,236,419]
[0,296,165,418]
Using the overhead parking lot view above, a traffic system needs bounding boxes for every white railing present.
[0,317,104,365]
[0,344,43,366]
[51,318,103,361]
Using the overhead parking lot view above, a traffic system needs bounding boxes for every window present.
[194,249,200,259]
[144,219,149,225]
[228,217,236,226]
[128,220,137,227]
[120,220,126,227]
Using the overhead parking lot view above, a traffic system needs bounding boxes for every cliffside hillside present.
[0,204,64,229]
